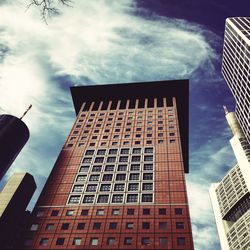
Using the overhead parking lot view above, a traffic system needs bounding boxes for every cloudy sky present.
[0,0,249,249]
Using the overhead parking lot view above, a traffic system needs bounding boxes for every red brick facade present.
[24,82,193,249]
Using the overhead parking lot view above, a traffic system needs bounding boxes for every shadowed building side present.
[0,115,30,180]
[0,172,36,250]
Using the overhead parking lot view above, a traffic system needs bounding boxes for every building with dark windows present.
[210,108,250,250]
[222,17,250,143]
[23,80,193,249]
[0,114,30,180]
[0,172,36,250]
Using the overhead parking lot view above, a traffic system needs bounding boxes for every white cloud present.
[0,1,224,249]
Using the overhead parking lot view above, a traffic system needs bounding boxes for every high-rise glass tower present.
[23,80,193,249]
[210,109,250,250]
[0,114,30,180]
[222,17,250,143]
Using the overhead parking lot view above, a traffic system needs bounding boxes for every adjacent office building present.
[0,172,36,249]
[0,114,30,180]
[210,109,250,250]
[221,17,250,143]
[210,17,250,250]
[24,80,193,249]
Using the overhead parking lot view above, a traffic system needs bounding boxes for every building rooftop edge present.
[70,80,189,173]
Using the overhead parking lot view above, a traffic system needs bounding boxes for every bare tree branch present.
[27,0,73,23]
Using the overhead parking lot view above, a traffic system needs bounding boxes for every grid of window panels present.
[67,147,154,205]
[222,17,250,144]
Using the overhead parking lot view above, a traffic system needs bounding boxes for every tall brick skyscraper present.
[24,80,193,249]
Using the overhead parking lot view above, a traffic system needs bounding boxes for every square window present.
[107,157,116,162]
[177,237,185,246]
[175,208,183,215]
[102,174,113,181]
[69,195,80,204]
[107,237,115,246]
[89,143,95,146]
[79,166,89,172]
[142,194,153,202]
[176,222,184,229]
[61,223,69,230]
[127,194,138,203]
[112,209,120,215]
[159,208,166,215]
[142,183,153,190]
[124,237,132,245]
[143,208,150,215]
[109,222,117,229]
[30,224,39,231]
[143,173,153,180]
[97,149,106,155]
[89,174,100,181]
[127,208,135,215]
[45,224,54,230]
[120,148,129,154]
[81,209,88,216]
[97,195,109,203]
[130,164,140,171]
[95,157,104,163]
[83,195,95,203]
[112,194,124,203]
[159,237,168,246]
[96,209,104,215]
[66,210,74,216]
[170,139,176,143]
[51,210,59,216]
[114,183,125,191]
[73,185,84,192]
[90,238,98,246]
[39,238,48,246]
[135,140,141,145]
[126,222,134,229]
[93,222,101,229]
[92,165,102,172]
[109,149,118,154]
[142,222,150,229]
[145,147,153,153]
[144,155,153,161]
[77,223,85,229]
[85,150,94,155]
[128,183,139,191]
[158,139,164,144]
[100,184,111,191]
[105,165,115,171]
[119,156,128,162]
[131,156,141,162]
[56,238,65,245]
[117,165,127,171]
[143,164,153,170]
[36,210,44,217]
[146,140,152,144]
[129,173,139,180]
[159,222,167,230]
[112,142,118,145]
[141,237,150,245]
[76,175,87,182]
[116,174,126,181]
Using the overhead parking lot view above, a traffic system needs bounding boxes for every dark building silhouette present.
[0,172,36,250]
[0,115,30,180]
[24,80,193,249]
